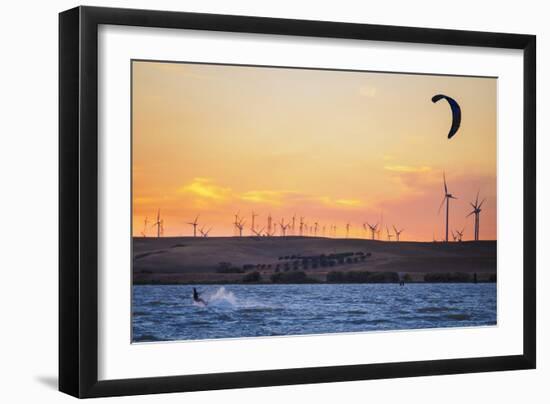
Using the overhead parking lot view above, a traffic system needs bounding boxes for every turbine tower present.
[366,222,378,240]
[456,227,464,242]
[141,216,148,238]
[467,191,485,241]
[291,215,296,235]
[267,213,273,236]
[233,211,240,236]
[346,223,351,238]
[251,211,258,234]
[235,217,246,237]
[314,222,319,237]
[299,217,305,236]
[438,173,458,242]
[199,226,212,237]
[279,218,290,236]
[386,225,394,241]
[187,215,199,237]
[152,209,162,238]
[393,225,404,242]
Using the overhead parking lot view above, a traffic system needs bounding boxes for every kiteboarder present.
[192,287,207,306]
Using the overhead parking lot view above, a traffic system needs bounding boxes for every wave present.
[206,287,237,306]
[194,287,276,310]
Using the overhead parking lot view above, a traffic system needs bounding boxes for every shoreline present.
[134,271,496,285]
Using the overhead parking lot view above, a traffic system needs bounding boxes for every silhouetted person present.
[192,287,207,305]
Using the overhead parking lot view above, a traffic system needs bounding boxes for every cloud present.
[179,178,231,201]
[334,199,362,207]
[384,165,431,173]
[178,178,366,210]
[314,196,363,209]
[240,190,289,205]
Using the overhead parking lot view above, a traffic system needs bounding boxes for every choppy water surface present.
[132,283,496,342]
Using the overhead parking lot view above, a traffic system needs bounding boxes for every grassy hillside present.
[133,236,496,284]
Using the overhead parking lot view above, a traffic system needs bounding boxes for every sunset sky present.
[132,61,497,241]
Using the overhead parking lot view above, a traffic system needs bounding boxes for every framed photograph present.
[59,6,536,398]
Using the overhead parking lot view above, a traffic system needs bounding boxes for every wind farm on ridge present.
[137,173,488,244]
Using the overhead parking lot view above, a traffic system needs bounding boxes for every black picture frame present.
[59,6,536,398]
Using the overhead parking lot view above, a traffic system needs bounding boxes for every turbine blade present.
[466,211,475,218]
[443,173,448,194]
[479,198,486,208]
[438,196,446,214]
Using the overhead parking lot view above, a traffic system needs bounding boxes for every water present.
[132,283,496,342]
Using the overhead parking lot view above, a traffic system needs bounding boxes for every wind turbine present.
[346,223,351,238]
[291,215,296,235]
[467,191,485,241]
[187,215,199,237]
[235,218,246,237]
[152,209,162,238]
[199,226,212,237]
[386,225,394,241]
[159,219,164,237]
[456,227,464,242]
[266,213,273,236]
[451,230,458,242]
[141,216,148,237]
[279,218,290,236]
[252,226,264,237]
[233,211,240,236]
[314,222,319,236]
[299,217,305,236]
[251,211,258,234]
[379,211,384,240]
[392,225,404,242]
[439,173,458,242]
[366,222,378,240]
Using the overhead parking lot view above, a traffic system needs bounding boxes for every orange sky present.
[132,60,497,241]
